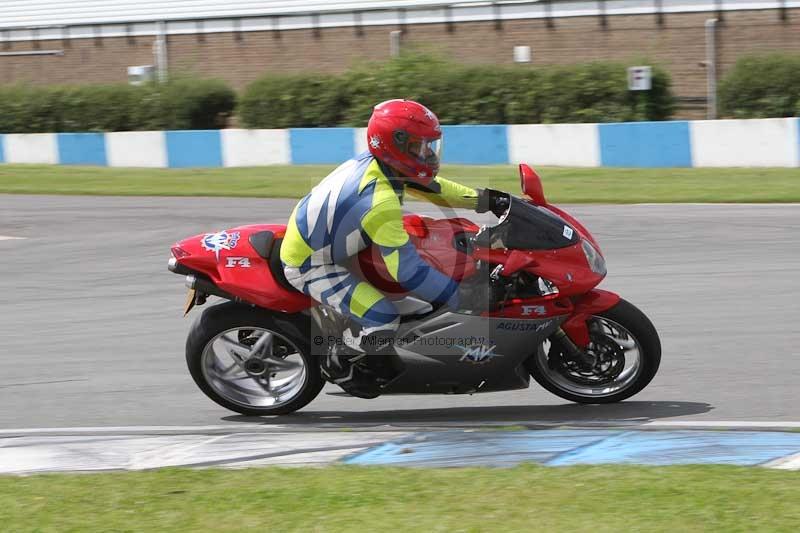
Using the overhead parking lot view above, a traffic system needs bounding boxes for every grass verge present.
[2,464,799,531]
[0,164,798,203]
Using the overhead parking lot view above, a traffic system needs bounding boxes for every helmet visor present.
[407,137,442,170]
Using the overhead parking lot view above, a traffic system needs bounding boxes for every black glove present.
[476,188,510,218]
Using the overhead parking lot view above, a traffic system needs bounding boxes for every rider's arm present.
[361,189,458,306]
[405,176,479,210]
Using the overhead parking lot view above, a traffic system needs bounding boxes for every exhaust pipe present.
[169,257,247,304]
[184,274,243,303]
[167,256,193,276]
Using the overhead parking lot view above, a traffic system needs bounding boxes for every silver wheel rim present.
[536,316,643,398]
[201,327,308,409]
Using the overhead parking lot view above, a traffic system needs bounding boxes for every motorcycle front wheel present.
[527,298,661,404]
[186,301,324,416]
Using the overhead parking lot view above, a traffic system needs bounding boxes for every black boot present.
[328,328,401,399]
[359,330,402,383]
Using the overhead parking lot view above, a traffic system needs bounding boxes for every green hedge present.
[0,56,674,133]
[719,53,800,118]
[238,74,349,129]
[0,78,236,133]
[241,54,675,128]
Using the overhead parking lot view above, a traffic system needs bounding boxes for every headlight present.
[581,239,606,276]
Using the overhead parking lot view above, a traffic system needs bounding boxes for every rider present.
[280,99,505,397]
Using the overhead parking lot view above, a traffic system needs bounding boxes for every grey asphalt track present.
[1,195,798,429]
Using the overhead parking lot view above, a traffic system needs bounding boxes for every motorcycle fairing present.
[481,296,574,319]
[471,244,604,297]
[382,311,567,394]
[545,204,602,251]
[357,216,480,294]
[172,223,314,313]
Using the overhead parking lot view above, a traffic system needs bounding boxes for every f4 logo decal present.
[521,305,546,316]
[225,257,251,268]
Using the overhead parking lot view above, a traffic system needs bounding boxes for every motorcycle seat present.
[249,230,274,260]
[248,231,300,293]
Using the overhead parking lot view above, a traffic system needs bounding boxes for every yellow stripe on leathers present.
[360,161,410,248]
[279,206,315,267]
[349,281,386,318]
[382,249,400,281]
[405,176,479,210]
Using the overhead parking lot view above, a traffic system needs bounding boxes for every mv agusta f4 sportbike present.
[168,164,661,415]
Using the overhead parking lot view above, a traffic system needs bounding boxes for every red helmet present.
[366,99,443,186]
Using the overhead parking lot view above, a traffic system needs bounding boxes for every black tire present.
[527,298,661,404]
[186,301,324,416]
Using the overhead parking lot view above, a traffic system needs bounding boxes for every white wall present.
[2,118,799,169]
[508,124,600,167]
[106,131,167,168]
[221,129,290,167]
[354,128,369,156]
[691,118,800,167]
[3,134,58,164]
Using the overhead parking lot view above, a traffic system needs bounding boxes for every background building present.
[1,0,799,118]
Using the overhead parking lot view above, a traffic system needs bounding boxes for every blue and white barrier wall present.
[1,118,799,168]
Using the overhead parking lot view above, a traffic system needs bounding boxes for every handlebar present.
[476,188,512,218]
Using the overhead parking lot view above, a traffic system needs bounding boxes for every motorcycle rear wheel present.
[527,298,661,404]
[186,301,324,416]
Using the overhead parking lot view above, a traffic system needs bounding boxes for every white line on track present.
[0,425,286,436]
[3,420,800,437]
[765,452,800,470]
[127,434,233,470]
[0,236,25,241]
[632,203,800,207]
[639,420,800,429]
[0,432,402,474]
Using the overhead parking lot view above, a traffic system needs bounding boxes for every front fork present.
[555,289,621,361]
[551,328,596,368]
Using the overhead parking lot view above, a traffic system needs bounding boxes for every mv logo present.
[225,257,251,268]
[456,344,500,364]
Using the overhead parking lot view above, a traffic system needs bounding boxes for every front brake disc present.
[550,335,625,386]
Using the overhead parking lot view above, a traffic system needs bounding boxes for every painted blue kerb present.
[344,429,800,468]
[290,128,355,164]
[599,121,693,167]
[166,130,223,168]
[57,133,108,166]
[6,120,794,168]
[797,118,800,166]
[441,125,509,165]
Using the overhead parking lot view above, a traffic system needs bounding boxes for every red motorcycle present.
[168,164,661,415]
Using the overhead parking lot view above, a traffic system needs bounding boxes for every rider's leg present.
[284,264,400,389]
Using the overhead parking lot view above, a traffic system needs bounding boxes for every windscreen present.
[474,197,580,251]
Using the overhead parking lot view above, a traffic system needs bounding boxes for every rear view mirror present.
[519,164,546,206]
